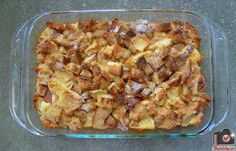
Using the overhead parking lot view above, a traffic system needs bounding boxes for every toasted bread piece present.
[131,35,150,51]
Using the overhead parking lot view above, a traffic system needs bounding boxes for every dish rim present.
[9,9,230,138]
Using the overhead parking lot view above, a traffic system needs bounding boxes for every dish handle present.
[201,19,231,134]
[9,18,43,136]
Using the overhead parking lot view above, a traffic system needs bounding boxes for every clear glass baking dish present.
[10,9,230,138]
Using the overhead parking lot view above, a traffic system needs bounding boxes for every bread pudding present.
[34,19,210,131]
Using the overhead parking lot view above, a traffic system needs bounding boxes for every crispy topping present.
[35,19,209,131]
[46,22,66,32]
[125,97,142,110]
[136,57,154,76]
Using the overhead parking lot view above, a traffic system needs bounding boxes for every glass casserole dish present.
[10,9,230,138]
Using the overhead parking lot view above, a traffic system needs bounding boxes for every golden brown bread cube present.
[131,35,150,51]
[92,107,112,129]
[106,61,123,76]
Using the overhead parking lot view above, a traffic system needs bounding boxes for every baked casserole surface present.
[34,19,210,131]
